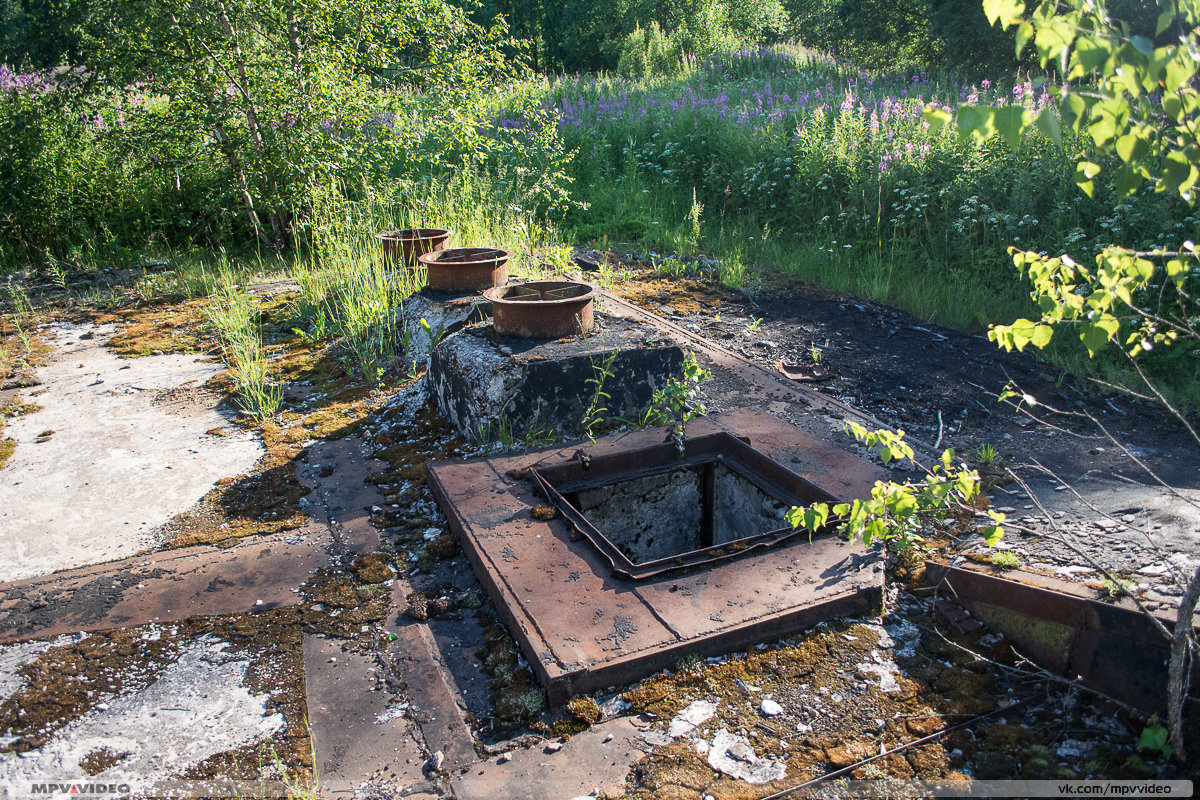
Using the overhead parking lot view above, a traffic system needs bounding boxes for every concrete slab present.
[297,436,387,557]
[453,717,643,800]
[0,530,329,644]
[0,635,285,792]
[386,583,478,774]
[429,411,886,704]
[0,323,263,582]
[303,634,432,798]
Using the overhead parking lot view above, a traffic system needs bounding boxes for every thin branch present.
[1008,464,1178,643]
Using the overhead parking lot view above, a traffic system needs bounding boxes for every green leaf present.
[1163,92,1183,121]
[802,505,830,532]
[1166,58,1197,93]
[1115,132,1149,164]
[1074,36,1111,72]
[891,493,917,520]
[1015,20,1035,56]
[1157,10,1177,36]
[983,0,1025,27]
[1166,258,1190,288]
[1030,323,1053,349]
[1078,317,1119,356]
[1061,92,1089,130]
[1164,150,1199,194]
[923,106,952,135]
[996,106,1032,149]
[1088,113,1119,147]
[1075,160,1101,196]
[957,104,997,142]
[1034,107,1061,145]
[1114,164,1143,198]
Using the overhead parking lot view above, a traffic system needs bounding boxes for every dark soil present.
[613,274,1197,484]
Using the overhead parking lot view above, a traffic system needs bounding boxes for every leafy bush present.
[0,68,243,264]
[617,22,684,79]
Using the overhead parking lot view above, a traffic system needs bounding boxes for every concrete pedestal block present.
[390,289,491,369]
[428,316,684,438]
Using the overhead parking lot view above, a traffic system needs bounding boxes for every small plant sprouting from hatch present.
[642,352,711,456]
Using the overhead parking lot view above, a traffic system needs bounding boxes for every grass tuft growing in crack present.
[206,285,282,419]
[292,190,424,384]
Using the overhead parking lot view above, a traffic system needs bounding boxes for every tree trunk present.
[215,0,289,240]
[1168,565,1200,762]
[216,124,274,249]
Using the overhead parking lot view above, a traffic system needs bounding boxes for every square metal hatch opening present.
[531,432,838,580]
[426,410,887,706]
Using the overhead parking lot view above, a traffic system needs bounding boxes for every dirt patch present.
[610,268,1200,609]
[151,382,228,418]
[615,604,1185,797]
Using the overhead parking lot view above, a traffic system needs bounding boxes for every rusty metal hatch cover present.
[426,410,887,705]
[531,431,838,580]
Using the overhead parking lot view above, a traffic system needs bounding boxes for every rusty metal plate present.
[428,410,885,705]
[924,560,1200,715]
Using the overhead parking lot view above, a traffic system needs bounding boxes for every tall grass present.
[290,173,577,384]
[206,283,283,419]
[542,45,1196,331]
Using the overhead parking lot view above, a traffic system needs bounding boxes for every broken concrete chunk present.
[759,699,783,717]
[423,750,444,774]
[668,699,718,738]
[429,316,684,437]
[599,696,631,718]
[639,731,674,747]
[706,728,787,784]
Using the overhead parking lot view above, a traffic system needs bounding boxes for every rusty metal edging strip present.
[527,430,840,581]
[601,291,937,460]
[530,466,813,581]
[549,582,882,706]
[924,560,1198,714]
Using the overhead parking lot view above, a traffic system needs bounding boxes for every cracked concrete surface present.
[0,324,262,582]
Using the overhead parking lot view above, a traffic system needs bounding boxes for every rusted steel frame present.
[601,291,938,460]
[700,462,716,549]
[529,431,839,580]
[534,432,826,502]
[546,585,881,706]
[925,561,1198,714]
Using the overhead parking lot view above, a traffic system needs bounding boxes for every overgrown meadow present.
[2,45,1198,406]
[546,48,1196,321]
[539,47,1200,402]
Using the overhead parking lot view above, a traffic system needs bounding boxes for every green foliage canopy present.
[72,0,521,247]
